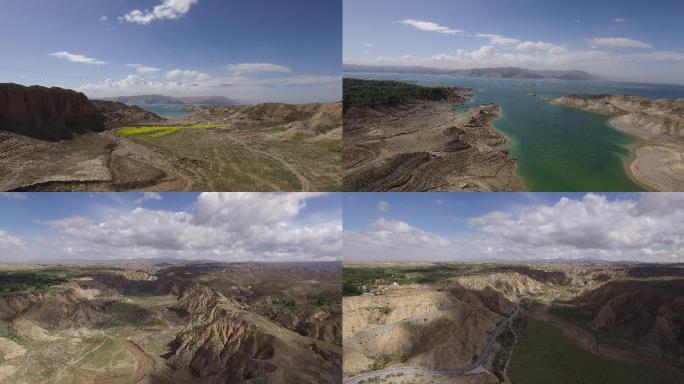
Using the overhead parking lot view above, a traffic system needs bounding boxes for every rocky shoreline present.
[550,95,684,191]
[343,87,522,192]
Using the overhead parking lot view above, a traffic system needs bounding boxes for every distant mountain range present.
[343,64,595,81]
[101,94,236,106]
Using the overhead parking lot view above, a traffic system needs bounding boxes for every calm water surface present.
[347,73,684,191]
[138,104,189,119]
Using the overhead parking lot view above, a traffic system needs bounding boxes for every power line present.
[0,65,109,82]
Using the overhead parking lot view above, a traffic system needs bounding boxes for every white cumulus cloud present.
[476,33,520,46]
[127,64,161,74]
[344,194,684,263]
[588,37,652,49]
[166,69,211,83]
[40,193,340,262]
[134,192,163,205]
[49,51,106,65]
[121,0,199,25]
[226,63,292,75]
[0,230,23,248]
[515,41,567,54]
[399,19,463,35]
[378,201,389,212]
[345,218,451,260]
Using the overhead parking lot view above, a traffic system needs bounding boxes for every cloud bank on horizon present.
[0,0,341,103]
[344,193,684,263]
[344,0,684,84]
[0,193,341,262]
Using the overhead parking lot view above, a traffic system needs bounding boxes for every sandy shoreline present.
[551,95,684,191]
[609,119,684,191]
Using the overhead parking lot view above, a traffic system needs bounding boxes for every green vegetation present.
[309,295,332,307]
[272,299,297,310]
[508,318,679,384]
[343,263,517,296]
[261,121,289,132]
[377,305,392,315]
[104,301,160,328]
[149,129,304,191]
[0,321,23,343]
[548,304,595,327]
[343,78,451,111]
[0,267,124,293]
[0,269,69,293]
[119,123,222,139]
[492,322,517,380]
[79,338,117,367]
[343,267,413,296]
[369,354,393,371]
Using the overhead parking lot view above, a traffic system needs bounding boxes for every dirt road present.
[119,333,155,384]
[59,331,156,384]
[103,131,194,192]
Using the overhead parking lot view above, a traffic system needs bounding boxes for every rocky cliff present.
[0,83,106,141]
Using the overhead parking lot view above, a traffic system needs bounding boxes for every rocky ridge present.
[0,83,106,141]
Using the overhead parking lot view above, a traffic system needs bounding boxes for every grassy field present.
[343,78,452,111]
[146,128,304,191]
[548,304,595,327]
[119,123,223,139]
[116,117,340,191]
[508,318,679,384]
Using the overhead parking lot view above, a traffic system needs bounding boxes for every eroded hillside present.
[342,262,684,384]
[0,262,341,384]
[0,84,342,192]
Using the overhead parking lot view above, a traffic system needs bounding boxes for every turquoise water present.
[138,104,189,119]
[346,73,684,191]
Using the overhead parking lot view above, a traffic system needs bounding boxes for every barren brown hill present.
[157,275,341,383]
[342,281,519,378]
[0,83,106,141]
[343,79,520,192]
[185,102,342,137]
[0,262,341,384]
[573,279,684,364]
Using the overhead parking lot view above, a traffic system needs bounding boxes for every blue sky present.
[344,192,684,263]
[0,192,342,262]
[344,0,684,84]
[0,0,341,103]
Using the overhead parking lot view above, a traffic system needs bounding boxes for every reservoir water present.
[346,73,684,191]
[138,104,189,119]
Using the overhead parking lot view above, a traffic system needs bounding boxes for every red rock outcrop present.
[0,83,106,141]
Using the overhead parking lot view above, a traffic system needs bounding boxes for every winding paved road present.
[344,301,523,384]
